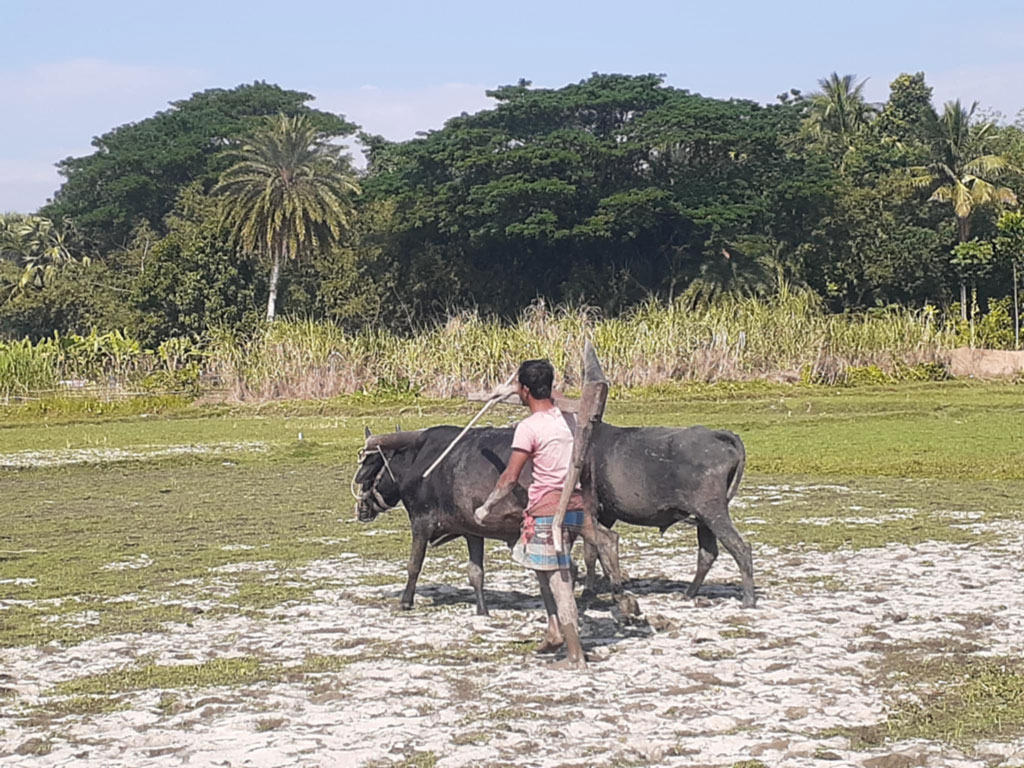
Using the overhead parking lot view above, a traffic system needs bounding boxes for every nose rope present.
[351,446,397,503]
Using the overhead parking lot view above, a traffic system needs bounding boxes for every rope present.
[350,446,397,503]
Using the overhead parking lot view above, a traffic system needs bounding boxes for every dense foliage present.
[3,73,1023,350]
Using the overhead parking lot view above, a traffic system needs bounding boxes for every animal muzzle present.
[356,488,389,522]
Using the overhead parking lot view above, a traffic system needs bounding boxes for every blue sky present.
[4,0,1024,212]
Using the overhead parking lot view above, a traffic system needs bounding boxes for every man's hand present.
[488,382,518,400]
[476,448,529,525]
[474,504,491,524]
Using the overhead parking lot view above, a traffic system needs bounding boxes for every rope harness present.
[351,446,397,512]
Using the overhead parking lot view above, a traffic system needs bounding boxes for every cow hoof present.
[742,598,757,609]
[615,594,641,617]
[398,602,414,611]
[475,607,490,617]
[580,588,597,601]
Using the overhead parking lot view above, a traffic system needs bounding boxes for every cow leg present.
[399,530,429,611]
[581,538,599,598]
[466,535,488,616]
[685,523,718,599]
[581,520,640,616]
[586,523,622,594]
[579,463,638,616]
[703,507,755,608]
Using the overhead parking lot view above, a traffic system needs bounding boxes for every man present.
[474,359,587,671]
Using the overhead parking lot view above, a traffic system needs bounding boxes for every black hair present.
[517,359,554,400]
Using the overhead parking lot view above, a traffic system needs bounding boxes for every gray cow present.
[354,421,754,612]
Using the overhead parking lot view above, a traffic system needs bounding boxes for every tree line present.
[1,73,1023,347]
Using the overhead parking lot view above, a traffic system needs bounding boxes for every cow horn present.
[364,426,372,439]
[365,430,422,451]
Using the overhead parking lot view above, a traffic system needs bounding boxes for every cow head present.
[354,428,421,522]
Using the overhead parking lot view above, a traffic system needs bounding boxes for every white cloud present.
[316,83,496,166]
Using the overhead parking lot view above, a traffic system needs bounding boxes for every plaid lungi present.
[511,508,583,571]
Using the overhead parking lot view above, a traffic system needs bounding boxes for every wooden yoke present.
[552,341,608,554]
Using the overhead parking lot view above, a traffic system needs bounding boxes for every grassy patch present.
[2,381,1022,477]
[14,737,52,756]
[53,653,358,697]
[254,716,287,732]
[364,752,439,768]
[731,476,1024,552]
[0,601,201,648]
[229,581,316,610]
[0,458,415,647]
[34,694,129,717]
[886,657,1024,745]
[450,730,491,746]
[822,654,1024,749]
[355,572,407,587]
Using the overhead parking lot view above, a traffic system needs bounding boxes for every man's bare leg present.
[535,571,564,653]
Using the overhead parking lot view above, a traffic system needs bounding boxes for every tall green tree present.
[874,73,935,148]
[802,73,879,160]
[214,114,360,322]
[363,74,828,317]
[911,100,1018,316]
[128,185,267,344]
[42,82,355,252]
[996,210,1024,347]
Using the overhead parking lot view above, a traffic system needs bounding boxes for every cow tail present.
[726,434,746,501]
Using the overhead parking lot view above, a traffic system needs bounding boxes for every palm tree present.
[911,100,1018,318]
[802,72,879,150]
[214,114,360,322]
[0,214,85,294]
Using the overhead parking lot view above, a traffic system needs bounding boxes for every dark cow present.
[354,421,755,612]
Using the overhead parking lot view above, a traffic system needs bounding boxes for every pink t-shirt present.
[512,407,578,512]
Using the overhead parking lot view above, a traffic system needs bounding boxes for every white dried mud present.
[0,442,269,469]
[3,510,1024,767]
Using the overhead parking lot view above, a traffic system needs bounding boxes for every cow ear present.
[364,426,372,439]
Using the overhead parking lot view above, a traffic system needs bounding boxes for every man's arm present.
[474,448,530,523]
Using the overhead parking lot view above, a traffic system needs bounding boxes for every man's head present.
[517,359,554,404]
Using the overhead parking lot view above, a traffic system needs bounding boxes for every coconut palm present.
[911,100,1018,317]
[802,72,879,149]
[214,114,360,322]
[0,214,85,294]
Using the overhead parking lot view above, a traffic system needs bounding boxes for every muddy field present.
[3,477,1024,768]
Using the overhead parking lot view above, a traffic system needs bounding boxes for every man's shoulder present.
[525,407,571,436]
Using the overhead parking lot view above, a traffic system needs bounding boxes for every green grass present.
[34,694,129,717]
[2,381,1022,476]
[886,658,1024,745]
[823,655,1024,749]
[53,653,358,697]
